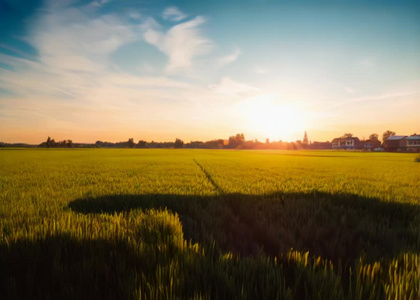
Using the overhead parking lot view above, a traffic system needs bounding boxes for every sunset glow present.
[238,95,308,141]
[0,0,419,143]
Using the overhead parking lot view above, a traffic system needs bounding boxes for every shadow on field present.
[0,235,142,299]
[68,192,420,266]
[2,192,419,299]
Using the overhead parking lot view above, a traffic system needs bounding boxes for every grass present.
[0,149,419,299]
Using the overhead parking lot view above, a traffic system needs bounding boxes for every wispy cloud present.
[216,46,241,68]
[162,6,187,22]
[143,16,213,72]
[0,1,220,106]
[28,4,138,72]
[209,77,260,97]
[128,11,141,20]
[88,0,111,9]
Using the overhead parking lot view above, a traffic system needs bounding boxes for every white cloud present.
[0,1,260,143]
[0,3,201,104]
[216,46,241,68]
[128,11,141,20]
[142,16,213,72]
[162,6,187,22]
[209,77,261,97]
[28,5,139,72]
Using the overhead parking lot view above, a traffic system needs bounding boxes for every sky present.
[0,0,419,144]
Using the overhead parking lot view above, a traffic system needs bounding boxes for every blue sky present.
[0,0,419,143]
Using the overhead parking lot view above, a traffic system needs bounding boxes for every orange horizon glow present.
[1,2,419,144]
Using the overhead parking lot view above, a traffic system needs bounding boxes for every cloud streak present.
[0,2,239,143]
[143,16,213,72]
[162,6,187,22]
[2,0,419,144]
[216,46,241,68]
[209,77,261,97]
[28,5,138,72]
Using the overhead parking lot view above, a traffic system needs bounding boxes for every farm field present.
[0,149,419,299]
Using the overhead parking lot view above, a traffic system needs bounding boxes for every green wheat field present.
[1,149,419,299]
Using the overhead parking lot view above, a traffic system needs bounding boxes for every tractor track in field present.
[193,159,224,195]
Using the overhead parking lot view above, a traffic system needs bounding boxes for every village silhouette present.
[2,130,419,152]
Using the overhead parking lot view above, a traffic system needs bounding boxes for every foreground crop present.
[0,149,419,299]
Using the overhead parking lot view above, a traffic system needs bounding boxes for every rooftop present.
[386,135,407,141]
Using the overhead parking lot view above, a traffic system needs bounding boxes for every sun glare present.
[239,95,307,141]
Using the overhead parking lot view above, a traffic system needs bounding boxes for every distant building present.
[303,131,308,145]
[361,140,374,151]
[383,135,407,152]
[405,134,420,152]
[331,137,361,150]
[309,141,332,149]
[360,139,381,151]
[384,134,420,152]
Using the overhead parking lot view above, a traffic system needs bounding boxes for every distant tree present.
[128,138,134,148]
[368,134,381,148]
[67,140,73,148]
[266,138,270,144]
[46,136,52,148]
[185,141,203,148]
[228,136,235,148]
[174,138,184,148]
[44,137,56,148]
[342,133,353,138]
[289,142,297,150]
[138,140,147,148]
[228,133,245,148]
[382,130,396,142]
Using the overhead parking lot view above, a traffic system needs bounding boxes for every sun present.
[239,94,307,141]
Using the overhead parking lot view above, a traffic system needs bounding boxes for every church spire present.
[303,131,308,145]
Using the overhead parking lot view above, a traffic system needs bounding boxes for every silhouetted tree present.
[228,133,245,148]
[46,136,52,148]
[174,138,184,148]
[67,140,73,148]
[368,134,381,148]
[137,140,147,148]
[342,133,353,138]
[128,138,134,148]
[382,130,396,142]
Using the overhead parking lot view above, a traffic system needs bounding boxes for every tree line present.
[38,137,74,148]
[39,134,319,150]
[0,130,399,149]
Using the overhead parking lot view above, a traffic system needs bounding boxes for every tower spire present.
[303,131,308,145]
